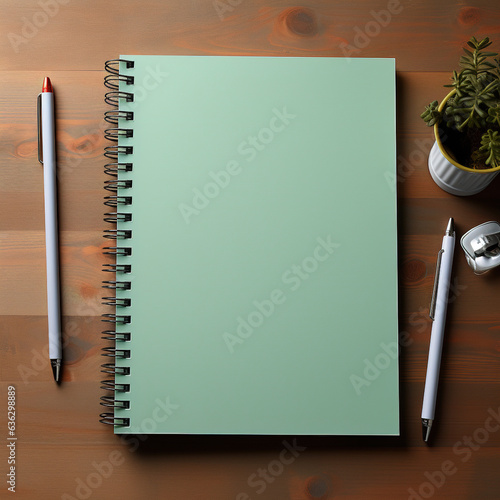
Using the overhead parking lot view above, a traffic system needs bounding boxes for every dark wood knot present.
[402,258,427,283]
[305,474,331,499]
[458,6,481,26]
[281,7,317,37]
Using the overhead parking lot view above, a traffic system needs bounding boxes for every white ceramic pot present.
[428,90,500,196]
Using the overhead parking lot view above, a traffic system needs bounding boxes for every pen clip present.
[429,249,444,320]
[37,93,43,164]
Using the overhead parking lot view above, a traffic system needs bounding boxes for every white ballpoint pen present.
[37,77,62,382]
[421,218,455,442]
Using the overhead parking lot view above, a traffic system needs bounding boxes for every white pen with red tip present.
[37,77,62,382]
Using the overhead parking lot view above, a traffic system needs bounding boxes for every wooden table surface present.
[1,1,499,499]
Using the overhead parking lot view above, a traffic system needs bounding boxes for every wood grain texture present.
[1,1,500,499]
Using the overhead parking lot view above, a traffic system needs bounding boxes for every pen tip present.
[446,217,455,236]
[422,419,432,443]
[51,359,61,383]
[42,77,53,93]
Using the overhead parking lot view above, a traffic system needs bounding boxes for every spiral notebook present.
[101,55,399,435]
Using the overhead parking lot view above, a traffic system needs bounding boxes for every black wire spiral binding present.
[100,380,131,392]
[100,58,134,428]
[104,163,133,177]
[102,247,132,256]
[102,263,132,273]
[104,110,134,125]
[103,229,133,240]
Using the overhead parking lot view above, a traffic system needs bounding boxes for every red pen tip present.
[42,77,53,93]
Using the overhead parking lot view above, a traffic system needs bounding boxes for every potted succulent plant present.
[421,36,500,195]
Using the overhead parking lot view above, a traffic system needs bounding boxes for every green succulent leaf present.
[479,130,500,168]
[423,36,500,166]
[420,101,442,126]
[486,103,500,126]
[425,37,500,136]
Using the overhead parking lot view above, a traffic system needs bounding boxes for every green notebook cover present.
[105,55,398,435]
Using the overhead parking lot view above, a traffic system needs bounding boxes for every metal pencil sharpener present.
[461,221,500,275]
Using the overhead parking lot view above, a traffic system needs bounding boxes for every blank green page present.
[110,55,398,435]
